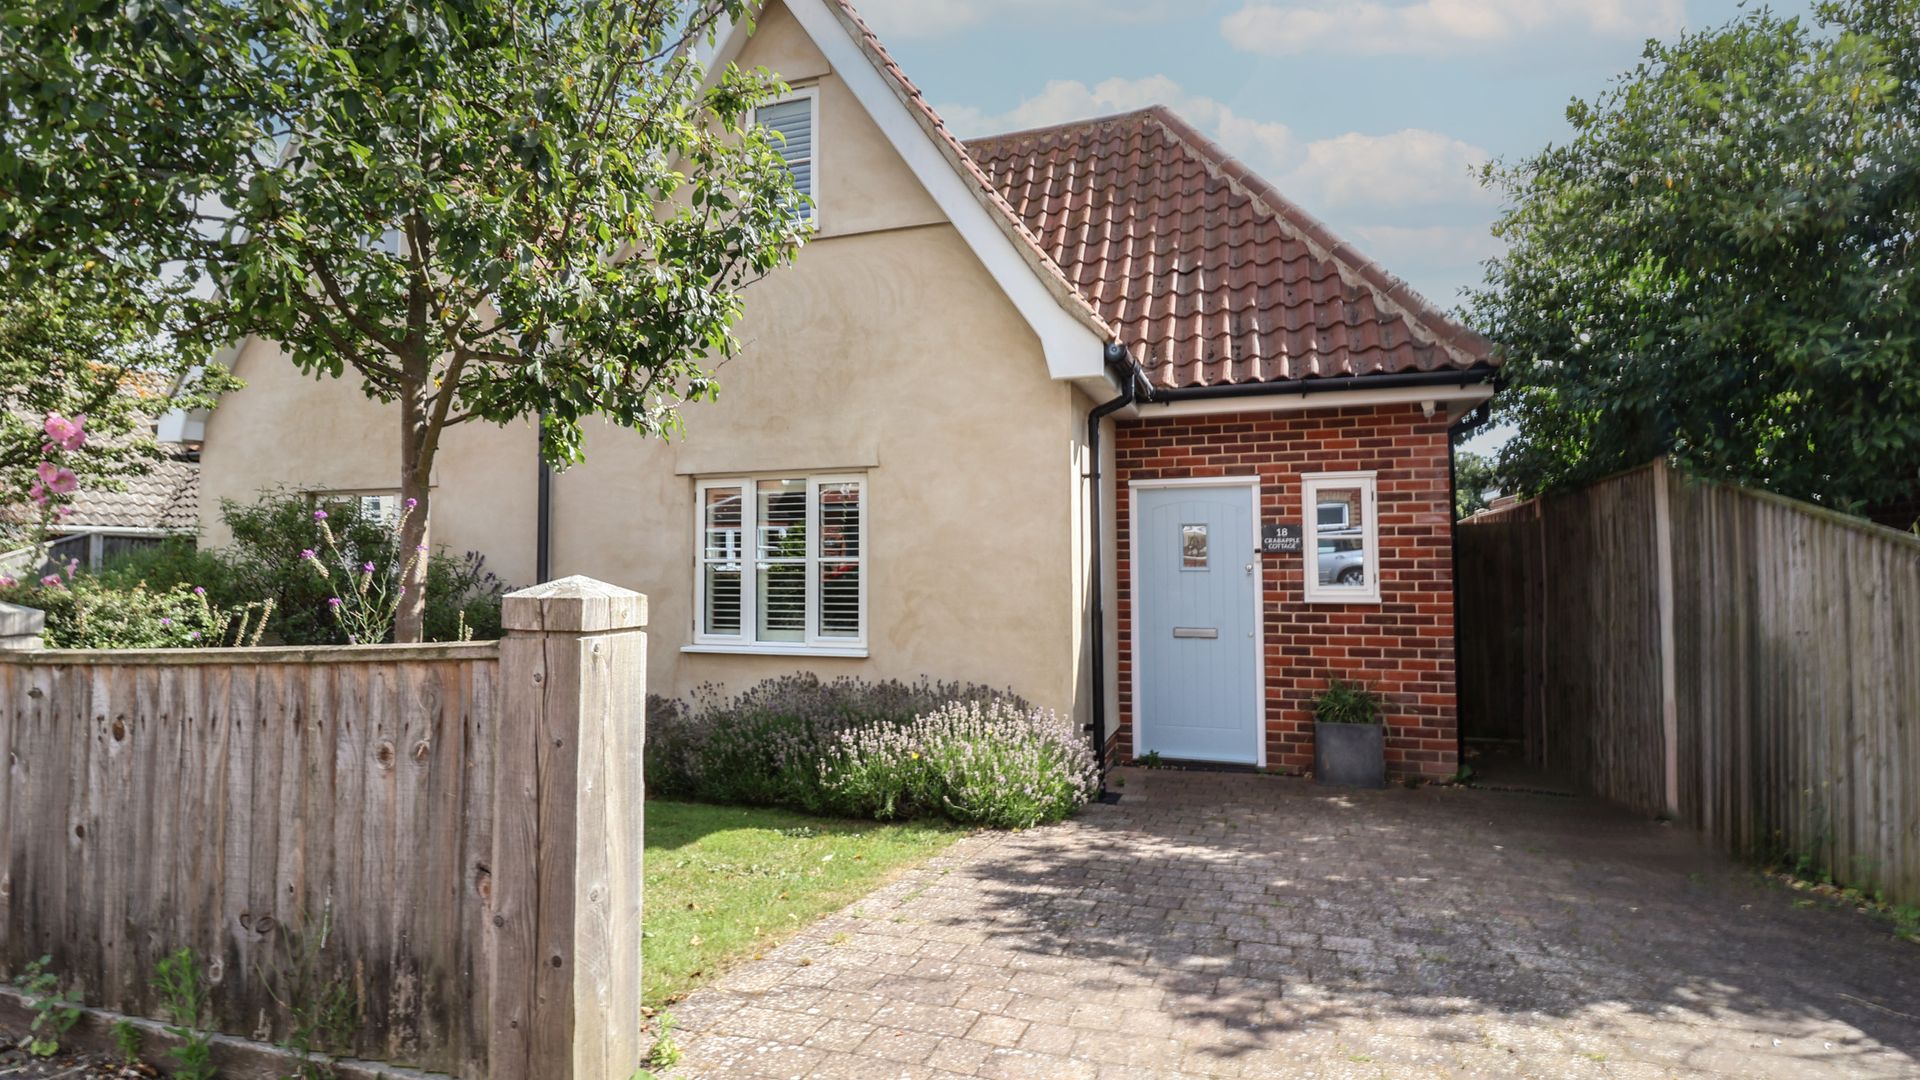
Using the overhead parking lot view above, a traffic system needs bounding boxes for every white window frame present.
[688,473,867,657]
[754,86,819,224]
[1301,471,1380,604]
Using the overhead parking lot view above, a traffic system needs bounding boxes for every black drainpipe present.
[1086,341,1136,796]
[535,441,553,584]
[1446,398,1493,760]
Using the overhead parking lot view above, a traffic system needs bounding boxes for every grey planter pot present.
[1314,721,1386,788]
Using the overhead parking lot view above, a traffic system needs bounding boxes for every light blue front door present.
[1136,484,1259,764]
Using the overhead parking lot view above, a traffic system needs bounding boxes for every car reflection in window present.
[1316,533,1365,586]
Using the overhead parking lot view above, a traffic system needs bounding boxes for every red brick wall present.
[1113,403,1458,779]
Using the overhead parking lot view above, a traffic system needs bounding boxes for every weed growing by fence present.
[257,911,359,1079]
[17,955,80,1057]
[110,1018,143,1064]
[153,947,217,1080]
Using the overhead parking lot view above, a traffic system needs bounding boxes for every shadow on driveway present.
[671,768,1920,1079]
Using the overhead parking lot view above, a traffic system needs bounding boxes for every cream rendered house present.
[197,0,1498,776]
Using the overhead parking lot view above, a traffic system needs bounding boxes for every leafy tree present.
[1,0,808,638]
[0,268,235,550]
[1453,449,1500,519]
[1469,0,1920,512]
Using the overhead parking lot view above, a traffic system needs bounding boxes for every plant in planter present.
[1313,679,1386,789]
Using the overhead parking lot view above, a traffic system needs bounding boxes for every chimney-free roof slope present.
[966,106,1495,390]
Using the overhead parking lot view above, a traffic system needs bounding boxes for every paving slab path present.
[668,768,1920,1079]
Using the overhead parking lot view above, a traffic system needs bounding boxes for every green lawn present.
[642,801,965,1006]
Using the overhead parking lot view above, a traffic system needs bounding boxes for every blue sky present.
[861,0,1817,316]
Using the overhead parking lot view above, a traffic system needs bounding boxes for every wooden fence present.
[0,577,648,1079]
[1458,463,1920,905]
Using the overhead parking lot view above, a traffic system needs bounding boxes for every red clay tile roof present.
[966,107,1495,390]
[821,0,1117,343]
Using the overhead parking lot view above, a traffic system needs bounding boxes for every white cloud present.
[1221,0,1685,56]
[941,77,1490,217]
[1275,129,1493,212]
[941,76,1298,171]
[854,0,1183,39]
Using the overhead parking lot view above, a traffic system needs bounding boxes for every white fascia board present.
[1124,381,1494,420]
[779,0,1107,380]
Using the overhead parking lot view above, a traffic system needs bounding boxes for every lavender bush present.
[646,674,1094,827]
[820,700,1098,828]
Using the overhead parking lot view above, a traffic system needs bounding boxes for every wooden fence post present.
[1651,460,1682,819]
[491,576,648,1080]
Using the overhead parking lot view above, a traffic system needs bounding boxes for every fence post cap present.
[0,601,46,637]
[502,575,647,634]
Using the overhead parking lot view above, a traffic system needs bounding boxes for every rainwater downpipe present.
[1085,341,1136,795]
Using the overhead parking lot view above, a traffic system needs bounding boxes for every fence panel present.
[0,643,501,1076]
[1459,464,1920,904]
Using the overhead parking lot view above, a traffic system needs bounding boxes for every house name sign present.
[1261,523,1303,554]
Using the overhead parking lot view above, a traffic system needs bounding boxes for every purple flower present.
[328,597,343,609]
[300,549,316,561]
[313,509,328,521]
[160,618,172,627]
[404,497,417,509]
[40,574,63,588]
[396,585,406,596]
[193,586,206,596]
[362,561,376,574]
[189,631,201,640]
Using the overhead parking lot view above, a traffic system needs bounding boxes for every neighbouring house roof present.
[61,451,198,532]
[967,107,1496,390]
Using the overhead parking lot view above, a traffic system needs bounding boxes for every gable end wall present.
[1115,404,1459,779]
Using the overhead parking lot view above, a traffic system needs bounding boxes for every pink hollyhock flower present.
[0,575,15,587]
[36,461,78,495]
[27,481,48,507]
[42,413,86,452]
[55,505,73,518]
[40,574,63,588]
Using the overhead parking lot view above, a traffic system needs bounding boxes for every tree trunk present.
[395,384,433,643]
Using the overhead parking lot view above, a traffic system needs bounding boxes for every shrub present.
[1314,678,1383,725]
[821,699,1098,828]
[94,536,238,598]
[647,674,1096,828]
[94,489,509,645]
[0,573,221,648]
[220,489,398,645]
[424,549,506,642]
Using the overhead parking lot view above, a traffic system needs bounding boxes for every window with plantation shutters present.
[694,475,865,652]
[755,92,815,221]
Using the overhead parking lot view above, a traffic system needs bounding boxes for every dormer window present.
[755,90,816,221]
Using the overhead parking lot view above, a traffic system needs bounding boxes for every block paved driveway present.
[668,768,1920,1079]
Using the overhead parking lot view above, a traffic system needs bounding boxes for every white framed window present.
[692,474,865,654]
[313,490,402,526]
[1302,472,1379,604]
[754,88,817,222]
